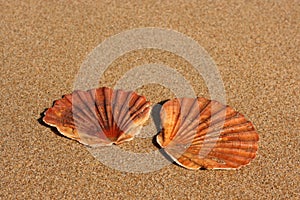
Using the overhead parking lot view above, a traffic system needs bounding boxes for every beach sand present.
[1,1,299,199]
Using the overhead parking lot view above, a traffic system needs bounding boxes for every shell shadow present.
[37,102,69,140]
[150,99,178,165]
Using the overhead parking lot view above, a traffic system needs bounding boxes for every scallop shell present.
[43,87,151,146]
[156,97,259,170]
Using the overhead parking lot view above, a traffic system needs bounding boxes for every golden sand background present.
[1,1,299,199]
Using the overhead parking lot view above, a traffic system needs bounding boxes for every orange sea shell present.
[156,97,259,170]
[43,87,151,146]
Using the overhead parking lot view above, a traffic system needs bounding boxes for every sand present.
[1,0,299,199]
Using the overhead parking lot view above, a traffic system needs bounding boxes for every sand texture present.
[1,0,299,199]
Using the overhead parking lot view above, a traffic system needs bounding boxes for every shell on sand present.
[43,87,151,146]
[156,97,259,170]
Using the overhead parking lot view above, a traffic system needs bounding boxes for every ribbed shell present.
[156,97,259,170]
[43,87,151,146]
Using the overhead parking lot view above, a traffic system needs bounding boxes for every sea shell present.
[43,87,151,146]
[156,97,259,170]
